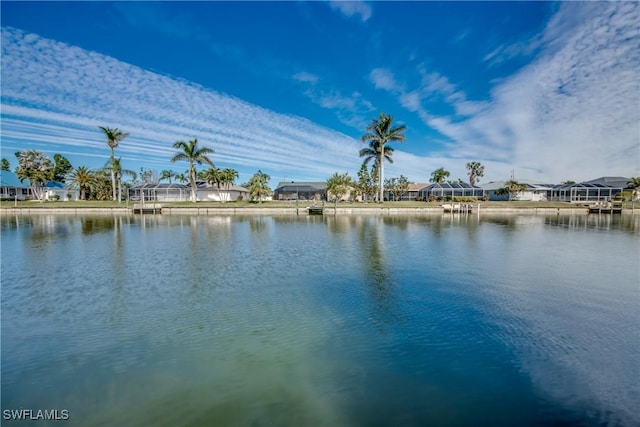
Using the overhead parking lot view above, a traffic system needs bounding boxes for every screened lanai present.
[128,183,189,202]
[549,177,629,202]
[419,182,485,200]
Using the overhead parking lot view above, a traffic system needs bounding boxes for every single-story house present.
[419,182,486,201]
[479,180,553,201]
[548,177,631,202]
[196,182,249,202]
[273,182,327,201]
[44,181,80,201]
[129,183,190,202]
[0,171,31,201]
[384,183,430,201]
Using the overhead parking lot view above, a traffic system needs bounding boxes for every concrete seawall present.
[2,206,638,215]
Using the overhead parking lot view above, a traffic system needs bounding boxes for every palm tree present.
[359,141,394,201]
[626,177,640,201]
[170,138,214,202]
[174,172,188,184]
[430,167,450,184]
[104,158,136,201]
[247,170,270,203]
[361,113,406,203]
[66,166,94,200]
[498,179,527,200]
[160,169,175,184]
[99,126,129,202]
[221,168,239,202]
[466,161,485,186]
[200,167,223,201]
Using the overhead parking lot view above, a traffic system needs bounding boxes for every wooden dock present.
[307,206,324,215]
[442,203,473,213]
[132,203,163,214]
[588,202,622,214]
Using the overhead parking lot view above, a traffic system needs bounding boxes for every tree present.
[385,175,410,201]
[466,161,484,186]
[359,140,394,201]
[138,168,160,185]
[247,170,270,203]
[497,180,527,200]
[52,154,73,183]
[356,163,375,202]
[562,180,576,185]
[170,138,214,202]
[326,172,352,207]
[626,177,640,201]
[99,126,129,201]
[430,167,450,184]
[200,167,223,201]
[221,168,239,202]
[174,172,188,184]
[1,158,10,172]
[103,158,136,201]
[160,169,175,184]
[361,112,406,203]
[66,166,94,200]
[15,150,54,201]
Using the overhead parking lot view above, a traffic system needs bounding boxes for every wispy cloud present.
[370,2,640,182]
[293,71,319,85]
[0,27,365,182]
[328,1,372,23]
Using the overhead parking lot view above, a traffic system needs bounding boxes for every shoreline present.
[1,206,638,215]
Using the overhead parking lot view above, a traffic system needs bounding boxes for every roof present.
[274,181,327,192]
[0,171,26,188]
[420,182,483,191]
[479,180,553,191]
[552,177,631,190]
[407,183,429,191]
[131,183,189,190]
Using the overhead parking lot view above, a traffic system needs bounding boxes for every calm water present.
[1,213,639,427]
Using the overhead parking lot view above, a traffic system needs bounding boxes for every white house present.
[480,180,553,201]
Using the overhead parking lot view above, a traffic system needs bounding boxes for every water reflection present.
[1,213,638,427]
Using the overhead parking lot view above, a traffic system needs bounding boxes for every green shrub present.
[453,196,478,203]
[415,196,423,202]
[49,194,60,201]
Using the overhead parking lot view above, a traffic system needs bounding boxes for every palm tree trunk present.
[190,164,197,203]
[117,173,122,202]
[110,148,117,201]
[379,147,384,203]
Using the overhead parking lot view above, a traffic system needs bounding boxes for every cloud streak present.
[1,27,366,182]
[370,2,640,183]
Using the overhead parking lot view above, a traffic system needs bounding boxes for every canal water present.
[1,213,638,426]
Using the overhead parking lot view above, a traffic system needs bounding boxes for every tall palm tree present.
[104,158,136,202]
[359,141,394,202]
[66,166,94,200]
[99,126,129,202]
[361,113,406,203]
[466,161,485,186]
[170,138,214,202]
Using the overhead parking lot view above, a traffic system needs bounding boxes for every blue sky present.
[1,1,638,185]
